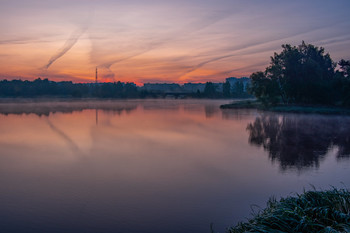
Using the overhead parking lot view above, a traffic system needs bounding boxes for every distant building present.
[141,77,250,94]
[183,83,206,93]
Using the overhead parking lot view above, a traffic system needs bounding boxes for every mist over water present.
[0,99,350,233]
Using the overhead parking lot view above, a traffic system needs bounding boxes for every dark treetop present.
[249,41,350,107]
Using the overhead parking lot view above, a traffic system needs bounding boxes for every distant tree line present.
[199,81,251,98]
[0,78,251,99]
[0,79,142,98]
[223,80,251,98]
[249,41,350,107]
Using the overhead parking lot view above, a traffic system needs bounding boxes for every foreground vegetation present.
[228,188,350,233]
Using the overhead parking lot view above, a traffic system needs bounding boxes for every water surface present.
[0,99,350,233]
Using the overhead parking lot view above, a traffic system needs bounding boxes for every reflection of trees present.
[0,101,137,116]
[221,109,257,120]
[205,105,219,118]
[247,114,350,171]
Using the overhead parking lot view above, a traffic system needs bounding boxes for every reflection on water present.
[0,99,350,233]
[0,99,138,116]
[247,114,350,171]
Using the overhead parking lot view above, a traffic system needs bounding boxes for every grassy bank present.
[228,188,350,233]
[220,100,261,109]
[220,100,350,115]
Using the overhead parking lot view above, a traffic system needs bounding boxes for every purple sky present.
[1,0,349,83]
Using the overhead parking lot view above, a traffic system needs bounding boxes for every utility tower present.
[95,67,98,84]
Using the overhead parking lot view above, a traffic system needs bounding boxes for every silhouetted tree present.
[232,80,246,98]
[204,82,216,98]
[223,81,231,98]
[123,83,138,98]
[0,79,141,99]
[250,42,339,105]
[249,72,280,105]
[338,59,350,77]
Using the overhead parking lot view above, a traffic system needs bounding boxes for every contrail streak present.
[43,26,88,70]
[95,11,234,78]
[179,21,343,79]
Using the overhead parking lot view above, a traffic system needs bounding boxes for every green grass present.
[228,188,350,233]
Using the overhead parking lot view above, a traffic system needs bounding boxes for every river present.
[0,99,349,233]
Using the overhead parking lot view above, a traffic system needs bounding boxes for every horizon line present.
[0,76,250,86]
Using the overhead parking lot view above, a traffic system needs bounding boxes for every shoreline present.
[0,97,237,103]
[220,100,350,115]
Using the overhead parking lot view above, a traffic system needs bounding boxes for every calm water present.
[0,99,350,233]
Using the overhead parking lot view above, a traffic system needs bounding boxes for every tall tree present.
[338,59,350,77]
[204,82,216,98]
[223,81,231,98]
[250,42,337,105]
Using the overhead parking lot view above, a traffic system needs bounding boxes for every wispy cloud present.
[42,26,88,70]
[93,11,234,79]
[179,20,343,80]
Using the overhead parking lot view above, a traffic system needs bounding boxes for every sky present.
[0,0,350,84]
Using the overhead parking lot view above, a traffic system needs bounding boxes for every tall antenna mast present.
[95,67,98,84]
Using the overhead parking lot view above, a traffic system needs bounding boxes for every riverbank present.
[228,188,350,233]
[220,100,350,115]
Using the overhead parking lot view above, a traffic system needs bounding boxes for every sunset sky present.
[1,0,350,84]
